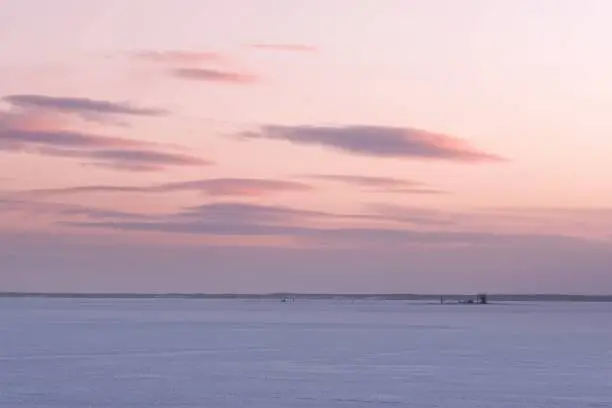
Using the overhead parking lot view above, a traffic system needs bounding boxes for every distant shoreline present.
[1,293,611,302]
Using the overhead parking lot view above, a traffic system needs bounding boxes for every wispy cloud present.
[127,48,258,85]
[3,94,169,119]
[178,202,331,224]
[171,68,258,84]
[365,204,612,239]
[0,112,210,171]
[77,149,210,171]
[62,218,589,248]
[0,198,145,220]
[1,192,448,230]
[381,187,448,195]
[25,178,313,196]
[301,174,418,188]
[178,203,460,227]
[239,125,504,162]
[365,204,459,226]
[7,192,610,247]
[488,206,612,219]
[248,44,318,52]
[0,128,144,149]
[159,178,312,196]
[131,50,225,64]
[299,174,448,194]
[7,192,454,229]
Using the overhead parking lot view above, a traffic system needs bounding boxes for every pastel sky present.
[2,0,611,293]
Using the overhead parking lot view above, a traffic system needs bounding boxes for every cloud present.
[364,204,459,226]
[364,204,612,240]
[299,174,448,194]
[37,200,598,248]
[78,149,210,171]
[0,128,144,149]
[301,174,418,188]
[157,178,312,196]
[127,49,257,85]
[25,178,313,197]
[1,192,453,233]
[0,114,210,171]
[4,193,453,229]
[179,202,331,224]
[6,192,611,251]
[0,198,145,220]
[248,44,318,52]
[239,125,504,162]
[488,207,612,219]
[171,68,258,84]
[178,203,461,227]
[381,188,448,195]
[3,94,169,119]
[62,218,590,248]
[131,50,224,64]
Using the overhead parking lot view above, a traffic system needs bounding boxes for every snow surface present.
[0,298,611,407]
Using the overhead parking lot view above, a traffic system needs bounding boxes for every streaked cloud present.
[0,198,145,220]
[128,49,257,85]
[1,193,454,228]
[62,218,590,248]
[162,178,312,196]
[299,174,448,194]
[179,202,331,224]
[0,112,210,171]
[300,174,418,188]
[6,192,612,248]
[78,149,210,171]
[178,202,458,227]
[248,44,318,52]
[365,204,459,226]
[131,50,224,64]
[3,94,169,119]
[171,68,258,84]
[25,178,313,197]
[488,206,612,219]
[239,125,504,162]
[0,128,144,149]
[381,187,448,195]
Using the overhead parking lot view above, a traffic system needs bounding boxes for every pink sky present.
[1,0,611,293]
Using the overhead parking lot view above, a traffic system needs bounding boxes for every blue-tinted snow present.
[0,298,610,407]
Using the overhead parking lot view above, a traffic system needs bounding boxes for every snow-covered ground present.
[0,298,610,407]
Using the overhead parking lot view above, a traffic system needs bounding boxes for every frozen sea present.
[0,298,611,407]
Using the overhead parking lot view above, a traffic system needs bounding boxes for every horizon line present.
[1,292,611,301]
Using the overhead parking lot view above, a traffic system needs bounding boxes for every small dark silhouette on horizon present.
[440,293,488,305]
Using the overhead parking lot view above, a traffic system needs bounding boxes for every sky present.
[1,0,611,294]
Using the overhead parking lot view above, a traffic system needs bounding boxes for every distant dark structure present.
[445,293,488,305]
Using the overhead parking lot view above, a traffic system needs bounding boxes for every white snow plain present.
[0,298,611,407]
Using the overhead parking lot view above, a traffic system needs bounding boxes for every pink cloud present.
[171,68,258,84]
[25,178,313,197]
[298,174,448,194]
[4,94,168,118]
[249,44,318,53]
[127,49,258,85]
[0,109,211,171]
[239,125,505,162]
[132,50,225,64]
